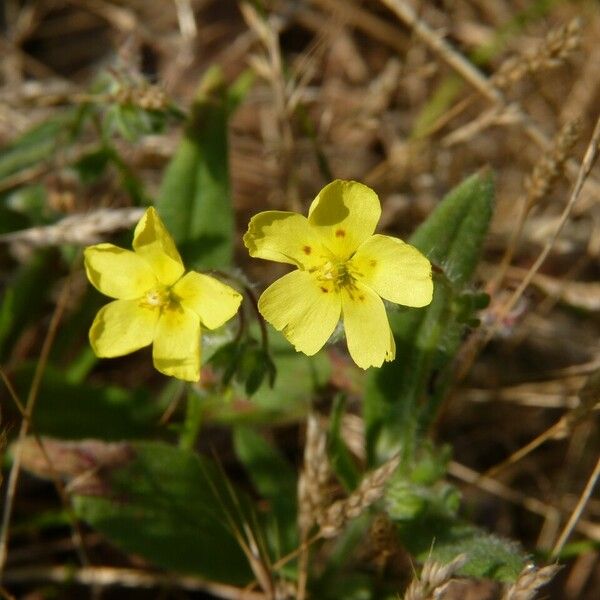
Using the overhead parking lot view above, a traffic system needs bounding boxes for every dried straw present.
[317,454,400,538]
[403,553,468,600]
[297,414,331,537]
[501,564,561,600]
[493,18,581,89]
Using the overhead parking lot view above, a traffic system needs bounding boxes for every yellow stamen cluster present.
[313,259,359,293]
[142,286,171,308]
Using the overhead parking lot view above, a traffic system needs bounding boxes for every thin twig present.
[379,0,502,103]
[379,0,600,209]
[551,456,600,558]
[453,115,600,385]
[487,114,600,344]
[0,277,72,579]
[2,565,266,600]
[448,461,600,542]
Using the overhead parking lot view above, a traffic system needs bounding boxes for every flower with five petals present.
[84,207,242,381]
[243,180,433,369]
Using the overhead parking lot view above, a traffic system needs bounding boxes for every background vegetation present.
[0,1,599,598]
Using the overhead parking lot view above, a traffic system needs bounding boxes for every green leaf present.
[13,364,165,440]
[0,251,55,361]
[3,184,52,225]
[395,516,526,582]
[205,326,331,425]
[233,426,298,552]
[411,172,494,285]
[210,338,276,396]
[364,172,494,463]
[0,117,67,181]
[74,442,252,583]
[328,396,360,491]
[157,67,252,269]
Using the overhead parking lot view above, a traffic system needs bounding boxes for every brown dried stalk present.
[0,208,144,248]
[403,553,468,600]
[501,564,561,600]
[493,18,581,89]
[317,454,400,538]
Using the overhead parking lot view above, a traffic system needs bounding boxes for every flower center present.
[142,286,171,308]
[315,259,358,291]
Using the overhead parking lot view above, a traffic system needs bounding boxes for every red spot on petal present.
[320,286,329,293]
[303,245,312,255]
[369,259,377,267]
[335,229,345,238]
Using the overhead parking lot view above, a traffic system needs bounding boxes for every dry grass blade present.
[379,0,600,209]
[0,278,76,577]
[501,564,561,600]
[482,366,600,481]
[317,454,400,538]
[1,565,267,599]
[240,1,299,210]
[403,553,468,600]
[487,118,581,296]
[492,114,600,340]
[0,208,144,248]
[449,462,600,542]
[551,455,600,558]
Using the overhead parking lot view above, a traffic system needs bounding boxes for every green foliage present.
[0,116,73,181]
[384,445,527,581]
[328,396,360,491]
[233,426,298,552]
[210,337,276,396]
[0,251,54,361]
[157,67,253,269]
[395,517,526,581]
[13,365,165,440]
[0,67,531,595]
[364,172,494,463]
[74,442,252,583]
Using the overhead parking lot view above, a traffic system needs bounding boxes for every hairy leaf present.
[364,172,494,463]
[74,442,252,583]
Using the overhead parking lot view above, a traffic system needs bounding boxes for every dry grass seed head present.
[492,18,581,89]
[524,118,582,211]
[298,413,332,537]
[318,454,400,538]
[501,564,561,600]
[403,553,468,600]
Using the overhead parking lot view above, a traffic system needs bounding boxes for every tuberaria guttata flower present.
[85,207,242,381]
[244,180,433,369]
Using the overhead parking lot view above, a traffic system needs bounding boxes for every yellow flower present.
[84,207,242,381]
[243,180,433,369]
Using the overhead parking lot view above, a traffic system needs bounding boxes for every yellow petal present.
[84,244,158,300]
[341,282,395,369]
[133,207,185,286]
[153,304,201,381]
[172,271,242,330]
[89,299,158,357]
[351,234,433,307]
[244,211,330,269]
[258,270,341,356]
[308,180,381,260]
